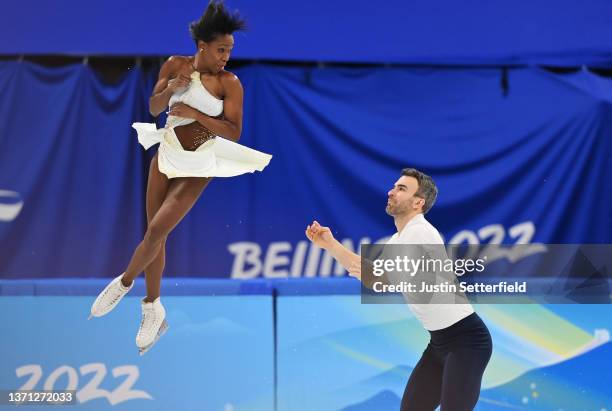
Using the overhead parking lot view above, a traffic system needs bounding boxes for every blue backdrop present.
[1,61,611,279]
[2,0,612,66]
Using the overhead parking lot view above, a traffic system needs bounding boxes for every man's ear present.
[415,197,425,211]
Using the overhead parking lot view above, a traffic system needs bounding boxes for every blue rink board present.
[277,297,612,411]
[1,279,611,411]
[0,295,274,411]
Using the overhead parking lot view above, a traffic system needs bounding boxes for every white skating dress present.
[133,71,272,178]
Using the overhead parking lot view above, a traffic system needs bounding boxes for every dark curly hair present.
[189,1,247,44]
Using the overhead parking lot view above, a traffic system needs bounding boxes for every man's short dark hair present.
[401,168,438,214]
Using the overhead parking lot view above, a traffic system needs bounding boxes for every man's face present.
[385,176,424,216]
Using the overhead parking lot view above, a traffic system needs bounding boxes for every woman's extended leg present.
[121,175,212,287]
[89,154,174,318]
[134,153,171,302]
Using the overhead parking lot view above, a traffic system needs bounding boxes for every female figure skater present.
[89,1,271,355]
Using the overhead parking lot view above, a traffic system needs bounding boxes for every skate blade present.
[138,320,169,356]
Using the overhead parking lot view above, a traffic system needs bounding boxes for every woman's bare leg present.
[121,175,212,293]
[120,154,169,291]
[140,154,171,301]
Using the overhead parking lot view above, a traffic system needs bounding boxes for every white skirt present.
[132,123,272,179]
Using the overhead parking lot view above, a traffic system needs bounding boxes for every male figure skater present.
[305,168,492,411]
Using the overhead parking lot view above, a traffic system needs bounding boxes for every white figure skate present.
[89,273,133,319]
[136,297,168,355]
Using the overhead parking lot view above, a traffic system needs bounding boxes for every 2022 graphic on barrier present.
[2,286,610,411]
[0,296,274,410]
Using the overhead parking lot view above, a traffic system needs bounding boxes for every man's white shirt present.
[386,213,474,331]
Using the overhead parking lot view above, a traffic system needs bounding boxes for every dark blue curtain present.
[0,62,153,278]
[1,62,611,279]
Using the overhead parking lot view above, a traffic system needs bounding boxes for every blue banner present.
[2,0,612,66]
[1,62,612,279]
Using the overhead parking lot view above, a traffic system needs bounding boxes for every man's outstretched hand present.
[305,220,365,280]
[305,221,336,250]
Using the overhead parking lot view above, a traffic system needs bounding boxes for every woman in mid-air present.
[89,0,271,355]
